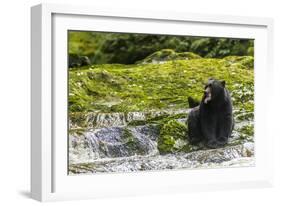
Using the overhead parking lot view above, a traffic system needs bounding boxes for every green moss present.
[157,120,188,154]
[158,135,176,153]
[121,128,135,141]
[236,111,254,121]
[224,56,254,69]
[148,113,187,124]
[68,53,255,155]
[160,120,187,138]
[228,123,254,146]
[127,120,147,126]
[69,112,88,128]
[69,56,254,117]
[121,128,145,155]
[137,49,201,64]
[69,128,87,136]
[179,52,202,59]
[127,113,187,128]
[238,124,254,139]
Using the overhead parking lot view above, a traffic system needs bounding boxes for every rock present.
[242,142,255,157]
[157,120,189,154]
[69,125,160,163]
[224,56,254,69]
[69,109,190,129]
[68,144,255,174]
[186,145,244,164]
[68,110,255,172]
[69,53,91,68]
[137,49,201,64]
[68,134,99,164]
[69,56,253,113]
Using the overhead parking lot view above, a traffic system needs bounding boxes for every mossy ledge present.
[157,120,191,154]
[69,56,254,115]
[136,49,202,64]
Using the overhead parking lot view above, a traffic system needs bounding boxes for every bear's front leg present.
[200,114,219,149]
[217,113,233,146]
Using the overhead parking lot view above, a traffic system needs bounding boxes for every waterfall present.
[69,109,190,129]
[68,108,255,173]
[69,109,189,164]
[69,142,255,174]
[95,113,127,128]
[69,125,160,164]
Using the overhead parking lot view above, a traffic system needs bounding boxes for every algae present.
[157,120,188,154]
[137,49,202,64]
[69,56,254,115]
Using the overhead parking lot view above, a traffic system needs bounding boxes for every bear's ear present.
[221,80,226,87]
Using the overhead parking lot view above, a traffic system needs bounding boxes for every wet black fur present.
[187,79,234,148]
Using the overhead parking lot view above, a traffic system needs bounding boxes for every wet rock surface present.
[69,109,254,174]
[69,143,254,174]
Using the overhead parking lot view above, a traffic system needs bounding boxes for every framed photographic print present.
[31,3,274,201]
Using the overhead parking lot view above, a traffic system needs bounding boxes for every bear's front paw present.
[189,137,201,145]
[217,137,228,146]
[206,140,220,149]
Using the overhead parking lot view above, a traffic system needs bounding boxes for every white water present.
[69,124,160,164]
[70,109,190,129]
[69,143,254,174]
[69,110,254,174]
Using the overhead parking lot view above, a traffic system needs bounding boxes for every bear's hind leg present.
[187,107,203,145]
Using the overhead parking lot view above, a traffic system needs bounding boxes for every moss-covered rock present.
[238,124,254,140]
[137,49,202,64]
[69,56,254,118]
[144,113,187,125]
[157,120,189,154]
[224,56,254,69]
[69,53,91,68]
[120,128,140,154]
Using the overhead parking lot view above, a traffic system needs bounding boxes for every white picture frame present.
[31,3,274,202]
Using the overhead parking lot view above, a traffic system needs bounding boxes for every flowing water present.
[68,110,254,175]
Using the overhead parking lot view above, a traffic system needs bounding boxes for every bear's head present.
[203,78,226,104]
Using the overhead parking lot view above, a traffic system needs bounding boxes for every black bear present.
[187,78,234,148]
